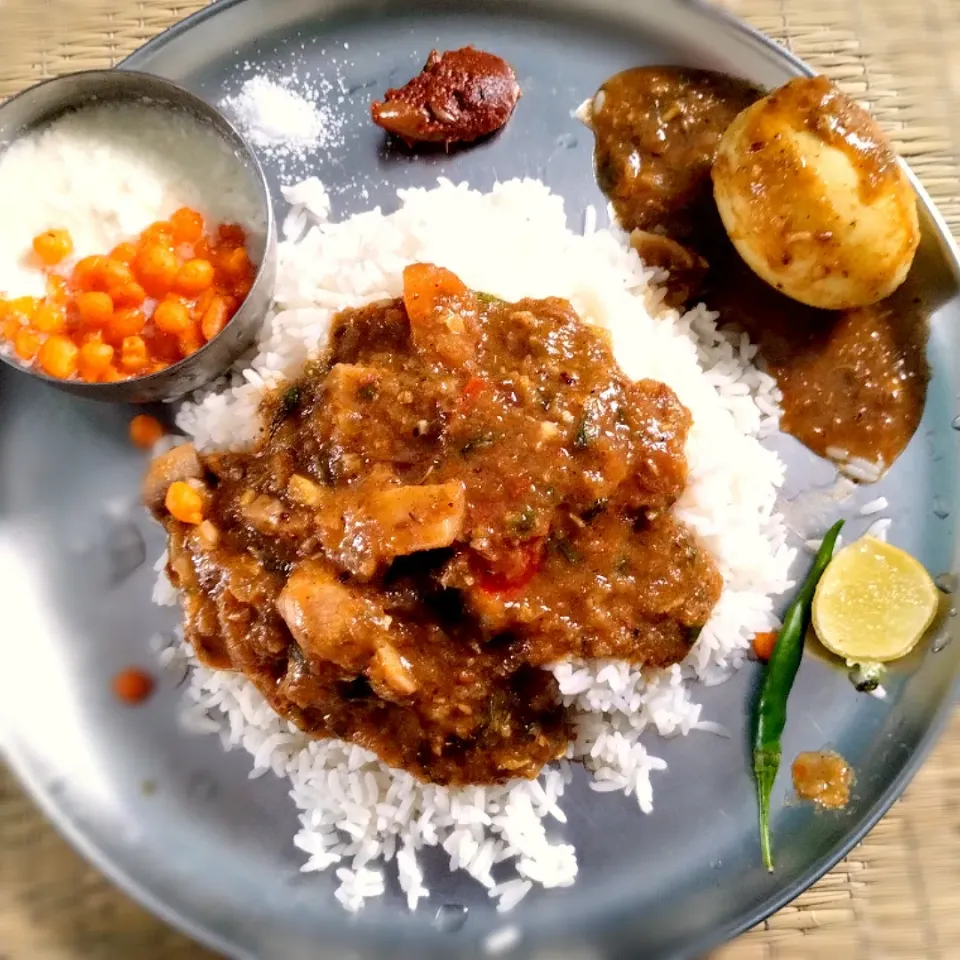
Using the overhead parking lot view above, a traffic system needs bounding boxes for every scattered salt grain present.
[220,76,344,179]
[222,77,323,149]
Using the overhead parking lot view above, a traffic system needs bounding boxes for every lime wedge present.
[812,536,938,663]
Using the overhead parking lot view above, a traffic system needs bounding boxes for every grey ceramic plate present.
[2,1,959,958]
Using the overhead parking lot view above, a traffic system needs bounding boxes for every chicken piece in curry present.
[146,263,721,786]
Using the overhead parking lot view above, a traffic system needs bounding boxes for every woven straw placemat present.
[1,1,958,958]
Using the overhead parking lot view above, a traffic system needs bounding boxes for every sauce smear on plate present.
[791,749,854,809]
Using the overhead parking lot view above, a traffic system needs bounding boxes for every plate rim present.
[4,1,960,957]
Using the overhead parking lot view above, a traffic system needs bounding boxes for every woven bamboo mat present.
[1,1,959,957]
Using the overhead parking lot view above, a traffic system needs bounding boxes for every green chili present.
[753,518,843,872]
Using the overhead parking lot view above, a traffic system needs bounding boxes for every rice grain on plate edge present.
[153,177,793,913]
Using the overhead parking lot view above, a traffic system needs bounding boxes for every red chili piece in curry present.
[146,264,721,786]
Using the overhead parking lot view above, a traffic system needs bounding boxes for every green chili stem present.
[752,519,844,872]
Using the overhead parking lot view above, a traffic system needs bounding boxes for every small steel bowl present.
[0,69,276,403]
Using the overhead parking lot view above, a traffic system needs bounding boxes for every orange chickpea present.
[129,413,165,449]
[134,243,179,297]
[140,221,175,246]
[171,208,204,245]
[199,295,231,341]
[109,308,146,341]
[217,246,252,282]
[178,322,204,357]
[38,334,79,379]
[173,258,215,296]
[218,223,246,247]
[78,339,114,374]
[154,298,191,335]
[752,631,778,661]
[1,313,22,342]
[110,281,146,309]
[76,291,114,329]
[110,242,138,264]
[7,296,40,322]
[100,365,127,383]
[46,274,69,304]
[165,480,205,524]
[193,287,216,319]
[72,255,107,292]
[33,301,66,334]
[100,259,134,290]
[120,335,149,373]
[33,229,74,266]
[14,327,43,361]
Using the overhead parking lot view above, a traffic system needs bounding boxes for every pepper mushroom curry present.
[146,264,721,786]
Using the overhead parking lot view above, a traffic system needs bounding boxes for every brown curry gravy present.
[589,66,929,474]
[590,66,761,241]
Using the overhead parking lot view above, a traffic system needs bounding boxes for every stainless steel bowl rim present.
[0,67,276,402]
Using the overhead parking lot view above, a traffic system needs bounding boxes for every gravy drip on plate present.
[589,66,929,475]
[152,268,721,786]
[791,749,854,809]
[703,238,929,470]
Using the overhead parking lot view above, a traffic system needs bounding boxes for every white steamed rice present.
[155,177,795,914]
